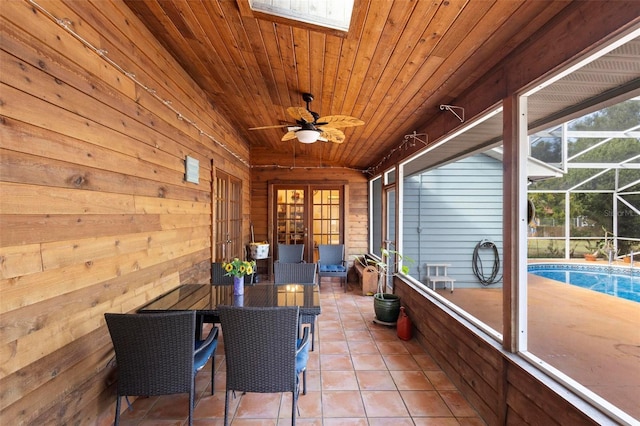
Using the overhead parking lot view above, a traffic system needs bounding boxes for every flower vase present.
[233,276,244,295]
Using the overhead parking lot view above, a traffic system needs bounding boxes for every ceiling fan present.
[249,93,364,144]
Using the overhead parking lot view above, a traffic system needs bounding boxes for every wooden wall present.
[0,1,251,424]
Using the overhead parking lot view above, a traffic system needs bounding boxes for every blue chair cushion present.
[296,338,310,374]
[194,339,218,372]
[319,264,346,273]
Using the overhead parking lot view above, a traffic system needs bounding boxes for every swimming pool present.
[528,263,640,303]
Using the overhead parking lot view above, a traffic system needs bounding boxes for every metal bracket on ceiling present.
[403,131,428,147]
[439,104,465,123]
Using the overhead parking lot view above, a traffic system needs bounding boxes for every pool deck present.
[437,260,640,420]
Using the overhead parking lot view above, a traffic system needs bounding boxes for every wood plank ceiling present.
[125,0,574,172]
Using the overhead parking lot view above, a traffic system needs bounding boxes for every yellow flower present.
[221,258,256,277]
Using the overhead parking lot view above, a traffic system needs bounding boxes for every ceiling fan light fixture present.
[296,122,321,143]
[296,129,320,143]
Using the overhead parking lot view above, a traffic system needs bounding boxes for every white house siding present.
[402,154,504,288]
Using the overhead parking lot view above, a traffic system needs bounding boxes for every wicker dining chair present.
[273,262,318,350]
[217,306,310,426]
[318,244,348,292]
[276,243,305,263]
[104,311,218,426]
[273,262,317,285]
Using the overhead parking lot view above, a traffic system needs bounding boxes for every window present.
[247,0,354,32]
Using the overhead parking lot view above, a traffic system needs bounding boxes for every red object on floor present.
[397,306,412,340]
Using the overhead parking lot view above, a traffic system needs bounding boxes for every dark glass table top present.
[137,283,321,316]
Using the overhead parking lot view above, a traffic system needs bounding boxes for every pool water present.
[528,264,640,303]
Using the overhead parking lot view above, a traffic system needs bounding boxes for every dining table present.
[137,282,321,335]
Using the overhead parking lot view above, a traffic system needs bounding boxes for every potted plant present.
[583,240,600,261]
[222,258,256,295]
[360,247,413,324]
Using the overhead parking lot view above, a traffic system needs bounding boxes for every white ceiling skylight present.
[249,0,354,32]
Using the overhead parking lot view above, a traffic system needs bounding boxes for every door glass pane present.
[371,177,382,256]
[313,189,341,246]
[385,188,396,291]
[230,179,242,258]
[276,189,305,246]
[215,176,228,261]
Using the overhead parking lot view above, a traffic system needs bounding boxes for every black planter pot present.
[373,293,401,323]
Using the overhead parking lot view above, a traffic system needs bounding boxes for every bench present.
[354,256,379,295]
[426,263,455,293]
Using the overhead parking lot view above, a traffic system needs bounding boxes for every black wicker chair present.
[273,262,318,350]
[217,306,310,426]
[273,262,317,285]
[318,244,348,292]
[276,243,305,263]
[104,311,218,426]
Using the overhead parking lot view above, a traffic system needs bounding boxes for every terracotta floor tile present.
[118,396,158,420]
[279,391,323,418]
[347,339,378,354]
[321,370,360,390]
[383,354,421,370]
[228,419,277,425]
[320,354,354,370]
[376,340,410,355]
[304,370,322,392]
[413,353,441,371]
[369,328,397,342]
[351,353,387,370]
[320,340,350,354]
[235,392,282,418]
[344,330,373,341]
[368,417,415,425]
[321,418,369,426]
[424,371,457,390]
[193,393,227,419]
[279,419,323,425]
[361,390,410,417]
[193,418,226,426]
[306,352,321,370]
[321,390,367,417]
[400,390,453,417]
[320,329,347,341]
[412,418,461,426]
[144,394,189,420]
[355,370,397,390]
[341,320,368,331]
[438,390,478,417]
[402,339,428,355]
[390,370,434,390]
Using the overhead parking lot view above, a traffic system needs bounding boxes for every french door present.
[271,183,344,263]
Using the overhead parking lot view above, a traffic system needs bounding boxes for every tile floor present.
[118,279,486,425]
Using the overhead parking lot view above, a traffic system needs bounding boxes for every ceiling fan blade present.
[319,127,345,144]
[316,115,364,128]
[287,126,302,131]
[287,106,315,123]
[249,124,289,130]
[281,131,297,141]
